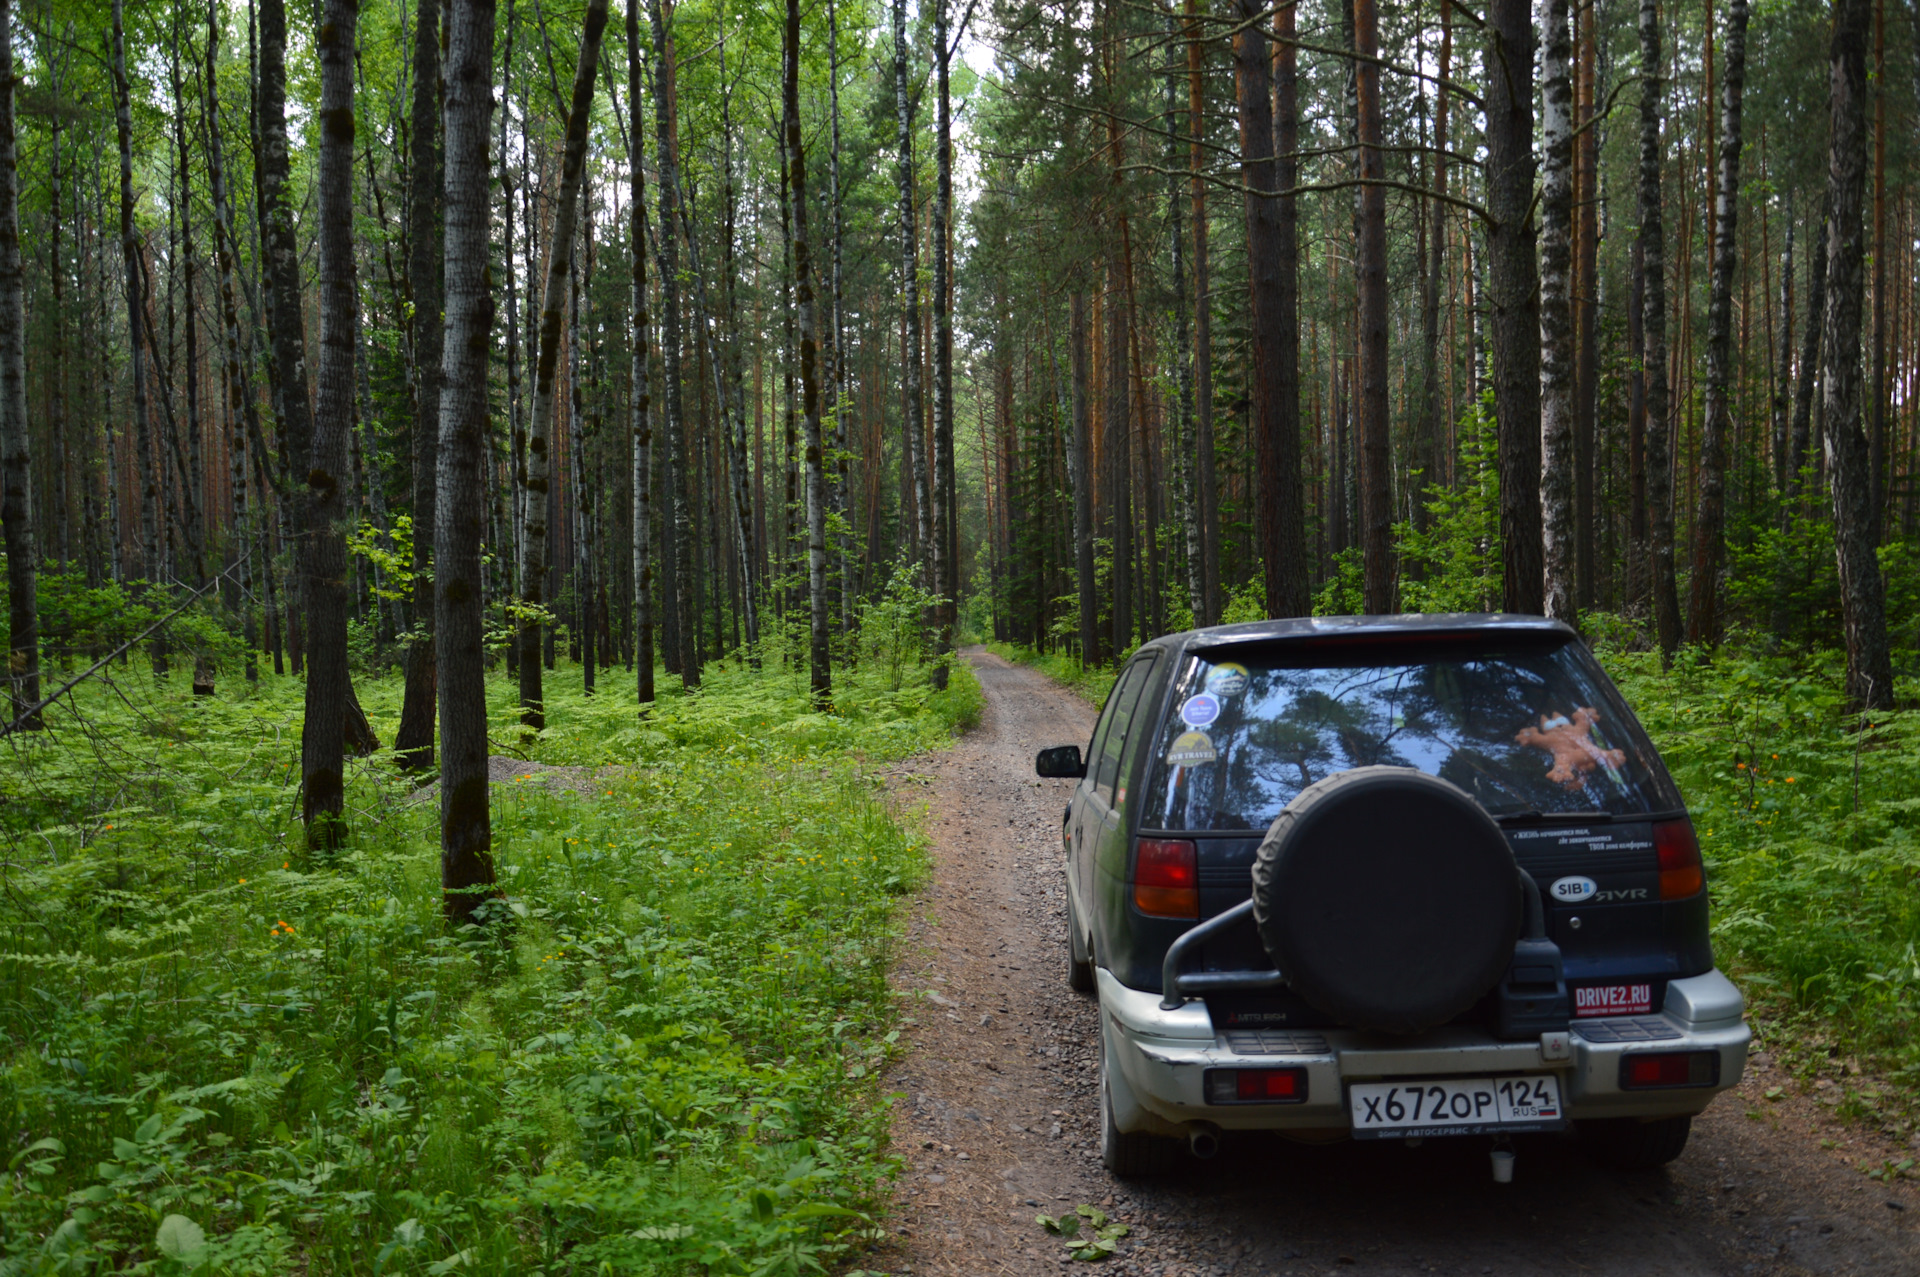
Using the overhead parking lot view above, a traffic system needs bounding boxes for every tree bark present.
[0,0,35,730]
[1687,0,1749,646]
[438,0,498,923]
[1820,0,1896,709]
[892,0,930,579]
[111,0,160,594]
[647,0,693,685]
[397,0,444,770]
[1352,0,1392,613]
[302,0,360,849]
[627,0,654,704]
[931,0,956,688]
[1419,0,1451,530]
[1236,0,1306,618]
[1574,9,1599,607]
[519,0,608,726]
[1638,0,1682,655]
[1627,238,1648,605]
[1167,13,1200,625]
[1070,290,1097,665]
[1770,198,1794,496]
[1539,0,1576,622]
[784,0,831,704]
[1485,0,1543,614]
[1186,0,1218,625]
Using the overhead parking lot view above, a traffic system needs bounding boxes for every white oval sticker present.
[1550,875,1598,903]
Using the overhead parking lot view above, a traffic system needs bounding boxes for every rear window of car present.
[1139,636,1681,832]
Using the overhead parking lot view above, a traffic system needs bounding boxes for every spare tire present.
[1250,767,1520,1034]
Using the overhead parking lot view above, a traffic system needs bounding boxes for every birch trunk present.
[1770,201,1794,496]
[1820,0,1896,709]
[397,0,444,769]
[931,0,955,687]
[1686,0,1748,646]
[892,0,930,577]
[519,0,608,726]
[1539,0,1577,622]
[1186,0,1218,624]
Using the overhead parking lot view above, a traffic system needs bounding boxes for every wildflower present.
[1786,777,1796,783]
[239,877,248,884]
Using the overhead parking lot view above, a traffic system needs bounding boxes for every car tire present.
[1577,1115,1693,1171]
[1098,1012,1178,1177]
[1066,891,1095,993]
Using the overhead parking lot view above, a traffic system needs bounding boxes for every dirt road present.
[878,648,1920,1276]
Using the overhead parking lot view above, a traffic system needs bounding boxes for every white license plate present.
[1347,1075,1566,1139]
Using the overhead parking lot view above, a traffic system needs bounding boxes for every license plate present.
[1347,1075,1566,1139]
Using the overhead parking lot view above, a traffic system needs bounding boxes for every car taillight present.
[1654,819,1705,900]
[1133,839,1198,919]
[1619,1050,1719,1089]
[1204,1067,1308,1104]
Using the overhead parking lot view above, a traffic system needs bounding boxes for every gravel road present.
[876,648,1920,1277]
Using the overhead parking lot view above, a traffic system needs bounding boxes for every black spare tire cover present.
[1250,767,1520,1035]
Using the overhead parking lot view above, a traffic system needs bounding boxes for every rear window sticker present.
[1514,706,1627,790]
[1166,730,1218,766]
[1203,662,1250,697]
[1181,693,1221,727]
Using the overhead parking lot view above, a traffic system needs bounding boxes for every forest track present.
[878,647,1920,1277]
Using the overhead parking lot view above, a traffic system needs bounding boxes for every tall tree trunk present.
[397,0,444,770]
[1770,199,1795,496]
[931,0,956,688]
[1167,13,1200,625]
[302,0,360,849]
[1070,290,1097,665]
[1687,0,1749,646]
[1236,0,1305,618]
[1485,0,1543,614]
[1419,0,1451,530]
[647,0,692,684]
[1790,206,1828,490]
[828,0,853,635]
[783,0,831,704]
[1821,0,1895,709]
[0,0,35,730]
[627,0,654,704]
[1538,0,1576,621]
[1869,0,1886,541]
[519,0,608,726]
[891,0,930,579]
[1186,0,1218,625]
[112,0,160,596]
[1574,9,1599,607]
[1627,238,1648,606]
[438,0,498,923]
[168,9,206,594]
[1639,0,1682,655]
[1352,0,1392,613]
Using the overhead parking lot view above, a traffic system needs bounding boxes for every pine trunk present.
[892,0,930,579]
[112,0,161,592]
[0,0,35,730]
[647,0,692,684]
[931,0,956,688]
[1639,0,1683,656]
[1820,0,1896,709]
[1353,0,1392,613]
[1485,0,1544,615]
[1686,0,1748,646]
[1186,0,1218,624]
[627,0,654,704]
[1070,291,1097,665]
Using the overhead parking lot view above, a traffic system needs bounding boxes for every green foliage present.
[1597,635,1920,1095]
[859,555,946,693]
[1394,395,1504,615]
[0,653,976,1273]
[1036,1205,1130,1262]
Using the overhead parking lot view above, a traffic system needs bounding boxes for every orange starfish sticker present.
[1514,707,1626,790]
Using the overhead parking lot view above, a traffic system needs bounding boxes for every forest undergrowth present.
[0,643,981,1275]
[991,630,1920,1153]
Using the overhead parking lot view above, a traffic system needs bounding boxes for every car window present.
[1139,636,1682,832]
[1092,658,1155,807]
[1112,656,1165,817]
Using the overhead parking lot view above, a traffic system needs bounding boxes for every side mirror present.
[1035,745,1086,779]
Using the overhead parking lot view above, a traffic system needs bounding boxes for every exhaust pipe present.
[1188,1122,1222,1160]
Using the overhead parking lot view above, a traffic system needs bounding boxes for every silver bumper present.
[1098,967,1750,1137]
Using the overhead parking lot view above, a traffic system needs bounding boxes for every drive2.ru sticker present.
[1574,983,1653,1017]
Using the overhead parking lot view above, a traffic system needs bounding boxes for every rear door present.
[1076,655,1159,951]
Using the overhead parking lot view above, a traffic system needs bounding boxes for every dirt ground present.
[873,648,1920,1277]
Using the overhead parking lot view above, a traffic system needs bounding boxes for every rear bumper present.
[1098,967,1749,1137]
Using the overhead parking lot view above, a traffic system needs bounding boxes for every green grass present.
[0,650,978,1274]
[981,641,1116,707]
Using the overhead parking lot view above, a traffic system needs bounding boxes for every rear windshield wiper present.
[1492,809,1616,825]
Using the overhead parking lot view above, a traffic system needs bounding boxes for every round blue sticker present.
[1181,693,1221,727]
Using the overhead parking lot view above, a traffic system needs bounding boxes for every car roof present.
[1144,613,1579,658]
